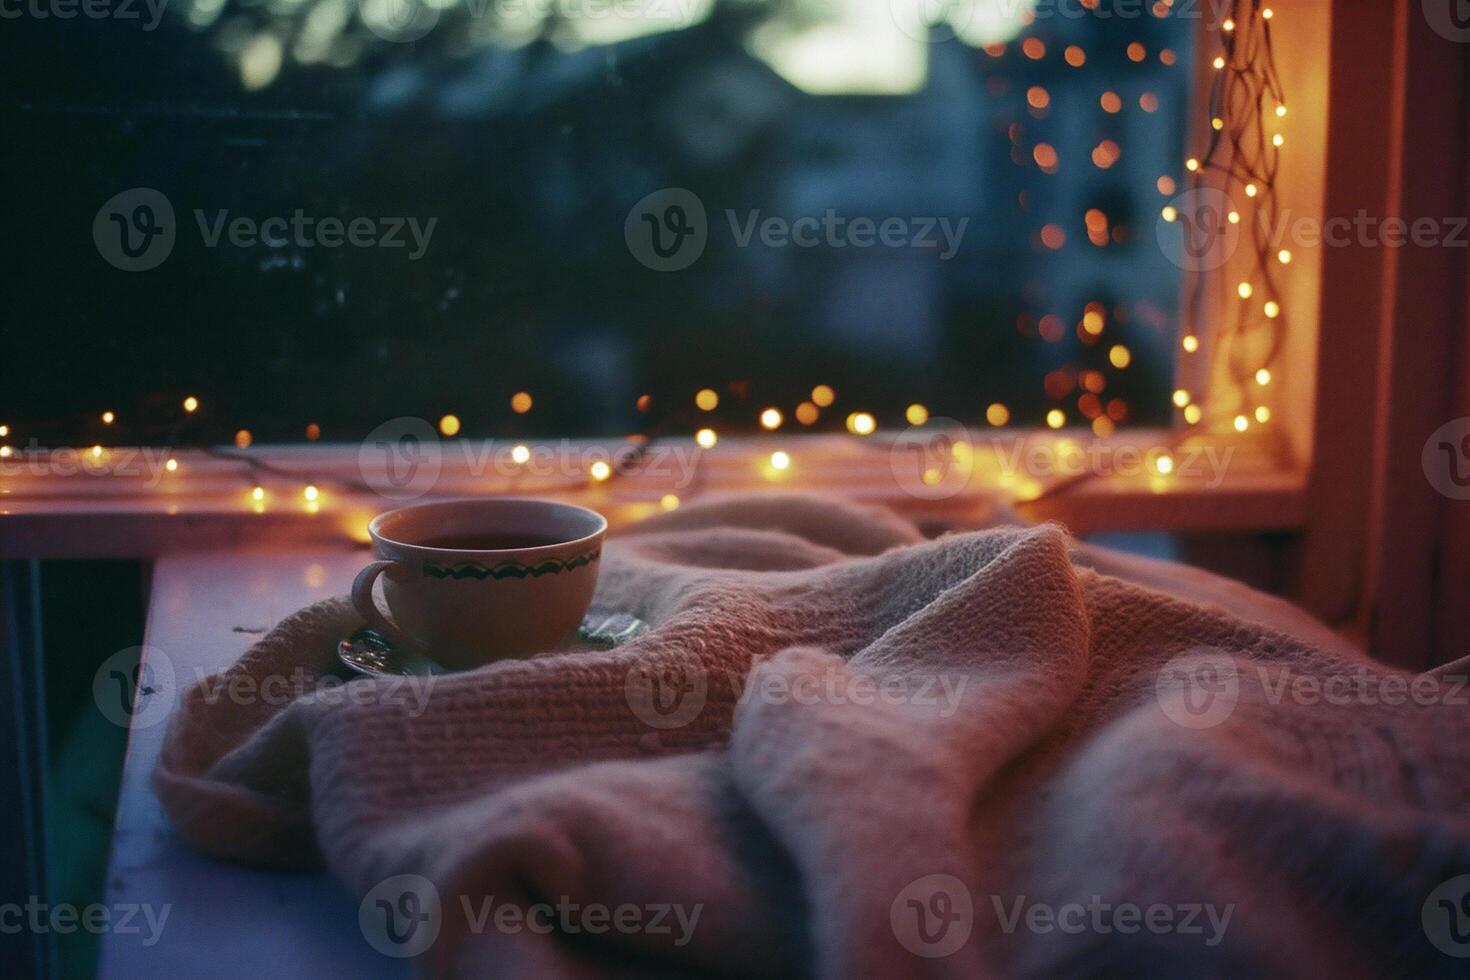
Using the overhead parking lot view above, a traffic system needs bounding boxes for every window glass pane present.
[6,0,1193,442]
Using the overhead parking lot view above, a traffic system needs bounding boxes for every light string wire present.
[1181,0,1287,427]
[1024,0,1287,506]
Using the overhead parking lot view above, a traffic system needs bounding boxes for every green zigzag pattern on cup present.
[421,550,600,580]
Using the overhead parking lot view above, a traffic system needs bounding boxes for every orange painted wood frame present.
[1298,0,1469,668]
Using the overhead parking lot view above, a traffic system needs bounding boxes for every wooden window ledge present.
[0,432,1304,559]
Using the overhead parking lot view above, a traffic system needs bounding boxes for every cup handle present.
[351,560,427,654]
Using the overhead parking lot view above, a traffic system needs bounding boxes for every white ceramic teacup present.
[352,498,607,670]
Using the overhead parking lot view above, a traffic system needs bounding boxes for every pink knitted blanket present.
[155,495,1470,977]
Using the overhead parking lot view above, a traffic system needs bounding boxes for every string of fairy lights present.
[0,387,891,509]
[0,6,1286,504]
[1165,0,1287,434]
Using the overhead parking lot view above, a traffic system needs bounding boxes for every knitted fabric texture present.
[155,494,1470,977]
